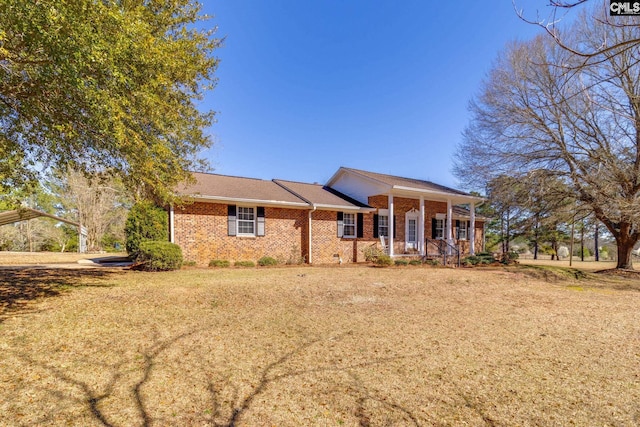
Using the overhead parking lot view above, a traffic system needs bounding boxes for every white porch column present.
[388,194,394,257]
[469,202,476,255]
[446,199,453,253]
[419,196,425,256]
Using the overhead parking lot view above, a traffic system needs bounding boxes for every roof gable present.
[327,167,483,203]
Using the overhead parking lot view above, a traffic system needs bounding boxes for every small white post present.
[419,196,425,256]
[469,202,476,255]
[446,199,453,254]
[388,194,394,257]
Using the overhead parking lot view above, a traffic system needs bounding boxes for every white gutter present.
[184,194,310,209]
[313,204,376,212]
[392,185,485,203]
[169,205,175,243]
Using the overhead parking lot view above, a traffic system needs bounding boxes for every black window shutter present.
[227,205,237,236]
[337,212,344,238]
[373,214,379,238]
[257,206,265,236]
[456,219,460,239]
[357,213,364,238]
[431,218,437,239]
[393,216,397,238]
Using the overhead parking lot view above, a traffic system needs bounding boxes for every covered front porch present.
[375,190,484,259]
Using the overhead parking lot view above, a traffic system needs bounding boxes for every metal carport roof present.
[0,208,87,253]
[0,207,80,227]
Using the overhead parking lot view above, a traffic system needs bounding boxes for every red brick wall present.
[173,199,486,265]
[307,210,378,264]
[174,202,307,266]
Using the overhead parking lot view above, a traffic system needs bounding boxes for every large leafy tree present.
[455,9,640,269]
[0,0,219,203]
[47,169,130,252]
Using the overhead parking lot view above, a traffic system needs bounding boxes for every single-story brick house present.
[170,167,485,265]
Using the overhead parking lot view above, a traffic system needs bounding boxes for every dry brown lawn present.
[519,257,618,272]
[1,262,639,426]
[0,251,128,266]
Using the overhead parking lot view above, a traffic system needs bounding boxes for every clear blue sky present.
[199,1,578,189]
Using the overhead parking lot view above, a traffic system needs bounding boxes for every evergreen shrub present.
[125,201,168,255]
[258,256,278,266]
[135,241,183,271]
[375,255,394,267]
[209,259,230,268]
[234,260,256,267]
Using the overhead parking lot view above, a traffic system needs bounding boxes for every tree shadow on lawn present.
[0,268,117,322]
[8,329,425,427]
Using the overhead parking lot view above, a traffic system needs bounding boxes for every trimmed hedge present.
[375,255,394,267]
[394,259,409,266]
[257,256,278,266]
[209,259,230,268]
[234,260,256,267]
[135,241,183,271]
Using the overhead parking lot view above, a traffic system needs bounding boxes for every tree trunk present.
[533,218,539,260]
[580,222,584,262]
[611,222,637,270]
[615,237,635,270]
[594,224,599,262]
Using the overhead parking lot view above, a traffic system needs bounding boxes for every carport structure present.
[0,207,87,253]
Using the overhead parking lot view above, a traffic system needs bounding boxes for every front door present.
[405,211,418,251]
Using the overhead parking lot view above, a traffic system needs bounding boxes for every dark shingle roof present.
[273,180,372,210]
[178,172,308,206]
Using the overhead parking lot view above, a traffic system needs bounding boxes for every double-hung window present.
[457,220,468,240]
[435,218,445,240]
[237,207,255,236]
[228,205,265,237]
[343,213,356,238]
[378,215,389,237]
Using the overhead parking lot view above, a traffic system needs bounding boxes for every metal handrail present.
[425,238,460,267]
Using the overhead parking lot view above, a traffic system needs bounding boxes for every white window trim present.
[343,212,356,238]
[406,210,419,251]
[237,206,256,237]
[435,218,445,240]
[458,220,468,240]
[378,214,389,238]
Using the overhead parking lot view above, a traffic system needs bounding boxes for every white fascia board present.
[392,186,484,204]
[186,195,310,209]
[314,204,377,212]
[325,168,348,187]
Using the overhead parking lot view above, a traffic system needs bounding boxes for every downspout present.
[169,205,175,243]
[271,179,315,264]
[308,205,317,264]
